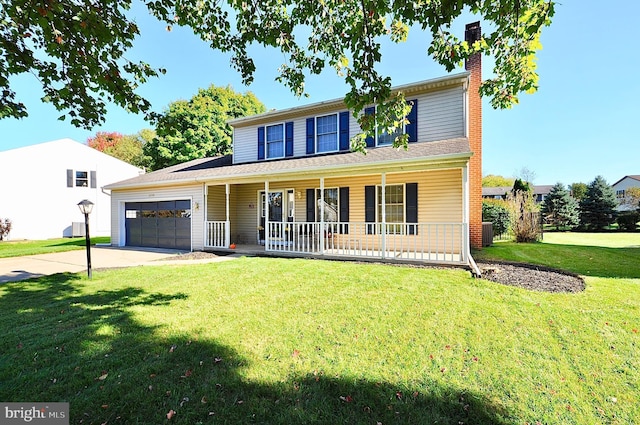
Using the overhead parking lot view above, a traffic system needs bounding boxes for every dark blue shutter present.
[285,121,294,157]
[406,183,418,235]
[339,111,349,151]
[306,188,316,222]
[339,187,349,234]
[257,127,265,160]
[365,185,376,234]
[406,99,418,143]
[364,107,375,147]
[306,118,315,154]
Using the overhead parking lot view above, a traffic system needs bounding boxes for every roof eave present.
[107,151,472,191]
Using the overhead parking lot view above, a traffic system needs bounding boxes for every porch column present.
[225,183,231,248]
[462,166,469,263]
[319,177,325,254]
[203,184,208,247]
[381,173,386,259]
[264,180,269,249]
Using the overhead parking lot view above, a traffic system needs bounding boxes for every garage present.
[125,200,191,250]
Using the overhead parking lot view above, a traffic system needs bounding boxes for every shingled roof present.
[106,138,471,190]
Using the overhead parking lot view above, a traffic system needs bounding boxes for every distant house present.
[612,175,640,211]
[0,139,143,240]
[482,185,553,204]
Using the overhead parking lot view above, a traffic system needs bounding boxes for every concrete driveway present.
[0,247,238,283]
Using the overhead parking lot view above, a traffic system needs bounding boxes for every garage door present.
[125,200,191,250]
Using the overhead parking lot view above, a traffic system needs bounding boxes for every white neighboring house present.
[0,138,144,240]
[612,175,640,211]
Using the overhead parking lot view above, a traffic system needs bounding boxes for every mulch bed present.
[477,262,585,293]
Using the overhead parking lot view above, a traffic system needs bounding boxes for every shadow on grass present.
[475,242,640,279]
[0,273,511,425]
[45,237,111,248]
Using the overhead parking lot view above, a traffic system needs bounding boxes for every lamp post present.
[77,199,94,279]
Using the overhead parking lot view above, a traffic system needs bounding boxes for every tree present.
[144,85,265,170]
[541,182,579,230]
[507,189,541,242]
[482,174,515,188]
[482,199,511,236]
[515,166,537,186]
[87,130,149,168]
[1,0,555,144]
[569,182,588,201]
[512,178,531,194]
[579,176,617,231]
[0,218,11,241]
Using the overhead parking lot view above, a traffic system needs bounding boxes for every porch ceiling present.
[106,137,471,190]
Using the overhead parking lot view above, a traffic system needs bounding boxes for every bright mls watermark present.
[1,403,68,424]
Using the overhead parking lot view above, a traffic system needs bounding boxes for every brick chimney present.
[465,22,483,249]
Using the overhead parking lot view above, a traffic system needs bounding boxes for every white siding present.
[110,184,205,250]
[231,85,465,164]
[0,138,142,240]
[417,86,465,142]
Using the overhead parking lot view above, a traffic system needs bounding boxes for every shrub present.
[482,200,511,236]
[616,212,639,232]
[508,191,541,243]
[0,218,11,241]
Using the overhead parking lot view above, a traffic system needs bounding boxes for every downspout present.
[463,165,482,278]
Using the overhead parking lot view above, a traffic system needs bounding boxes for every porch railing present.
[266,221,466,264]
[205,221,229,248]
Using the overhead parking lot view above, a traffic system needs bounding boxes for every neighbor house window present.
[75,171,88,187]
[316,114,338,153]
[616,190,626,199]
[266,124,284,159]
[378,184,404,233]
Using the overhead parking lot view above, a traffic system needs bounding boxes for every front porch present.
[205,220,468,265]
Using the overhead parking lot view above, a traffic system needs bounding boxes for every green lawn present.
[474,232,640,279]
[1,244,639,424]
[0,237,110,258]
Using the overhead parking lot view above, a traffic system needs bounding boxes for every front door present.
[259,190,294,242]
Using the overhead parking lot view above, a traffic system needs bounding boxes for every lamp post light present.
[77,199,94,279]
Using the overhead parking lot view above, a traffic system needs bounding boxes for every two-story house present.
[107,23,484,269]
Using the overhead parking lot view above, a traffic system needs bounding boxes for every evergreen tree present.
[580,176,618,230]
[512,178,531,194]
[541,182,580,230]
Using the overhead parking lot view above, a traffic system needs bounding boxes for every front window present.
[378,184,404,234]
[266,124,284,158]
[316,114,338,153]
[377,125,404,146]
[75,171,88,187]
[316,188,339,223]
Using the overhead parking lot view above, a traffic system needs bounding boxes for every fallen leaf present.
[148,385,153,391]
[445,345,451,350]
[339,395,353,403]
[472,356,479,362]
[169,345,177,353]
[214,357,223,363]
[395,391,403,400]
[101,405,108,409]
[166,409,175,420]
[440,367,447,373]
[96,372,108,381]
[632,329,638,333]
[201,396,207,404]
[292,349,300,358]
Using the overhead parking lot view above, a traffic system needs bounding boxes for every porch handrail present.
[265,221,466,264]
[205,220,229,248]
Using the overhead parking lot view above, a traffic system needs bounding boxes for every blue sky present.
[1,1,638,187]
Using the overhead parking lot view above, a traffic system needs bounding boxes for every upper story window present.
[377,125,405,146]
[364,100,418,148]
[75,171,88,187]
[616,190,626,198]
[67,169,95,188]
[266,124,284,159]
[316,114,338,153]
